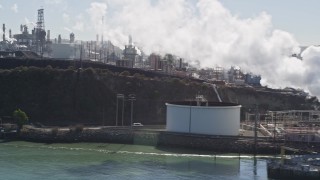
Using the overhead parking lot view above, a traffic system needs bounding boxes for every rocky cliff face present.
[0,65,318,126]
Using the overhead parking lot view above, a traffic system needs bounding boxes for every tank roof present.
[166,101,240,107]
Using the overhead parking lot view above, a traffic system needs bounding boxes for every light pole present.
[128,94,136,128]
[254,104,258,154]
[116,94,124,126]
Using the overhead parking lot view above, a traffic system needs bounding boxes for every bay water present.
[0,141,271,179]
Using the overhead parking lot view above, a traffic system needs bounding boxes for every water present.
[0,141,271,179]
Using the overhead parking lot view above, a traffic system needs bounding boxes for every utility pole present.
[254,104,259,154]
[128,94,136,129]
[95,41,97,61]
[116,94,124,126]
[80,41,83,68]
[274,113,276,142]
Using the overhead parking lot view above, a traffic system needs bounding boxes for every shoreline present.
[3,126,316,155]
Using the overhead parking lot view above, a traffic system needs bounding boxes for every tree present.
[13,109,29,132]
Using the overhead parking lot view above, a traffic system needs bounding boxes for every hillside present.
[0,59,318,126]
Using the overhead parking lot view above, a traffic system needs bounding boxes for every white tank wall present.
[166,105,190,133]
[166,103,241,136]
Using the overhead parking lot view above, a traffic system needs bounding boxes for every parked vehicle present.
[132,123,143,126]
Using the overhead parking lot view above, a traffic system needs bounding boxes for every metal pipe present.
[130,100,133,128]
[116,97,119,126]
[121,97,124,126]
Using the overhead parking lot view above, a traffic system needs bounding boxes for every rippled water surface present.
[0,141,270,179]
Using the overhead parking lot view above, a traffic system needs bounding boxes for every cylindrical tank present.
[166,101,241,136]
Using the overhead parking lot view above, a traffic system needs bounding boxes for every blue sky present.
[0,0,319,46]
[220,0,320,46]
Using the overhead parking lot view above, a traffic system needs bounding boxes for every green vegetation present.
[51,127,59,136]
[119,70,130,76]
[69,124,84,133]
[13,109,29,131]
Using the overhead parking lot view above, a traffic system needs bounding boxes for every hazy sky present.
[0,0,319,46]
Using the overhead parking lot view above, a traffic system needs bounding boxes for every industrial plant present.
[1,8,264,87]
[1,8,320,148]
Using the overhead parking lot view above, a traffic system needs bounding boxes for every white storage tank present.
[166,101,241,136]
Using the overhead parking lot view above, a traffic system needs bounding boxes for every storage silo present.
[166,101,241,136]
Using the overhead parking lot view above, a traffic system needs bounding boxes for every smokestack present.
[9,29,12,38]
[47,30,50,41]
[129,35,132,45]
[179,58,182,69]
[101,16,104,45]
[70,32,75,43]
[96,34,99,43]
[101,34,104,45]
[58,34,61,44]
[2,24,5,41]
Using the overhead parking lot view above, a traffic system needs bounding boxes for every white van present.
[132,123,143,126]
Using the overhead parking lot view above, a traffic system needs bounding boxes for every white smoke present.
[24,17,36,28]
[11,3,18,13]
[62,13,70,23]
[86,2,107,33]
[85,0,320,98]
[301,46,320,98]
[71,14,85,32]
[64,27,72,33]
[72,22,84,32]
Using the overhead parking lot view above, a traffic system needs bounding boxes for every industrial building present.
[1,8,51,57]
[166,98,241,136]
[51,42,80,59]
[120,35,138,68]
[1,8,263,87]
[245,73,261,86]
[245,110,320,143]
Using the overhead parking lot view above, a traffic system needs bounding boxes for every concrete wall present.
[166,103,241,136]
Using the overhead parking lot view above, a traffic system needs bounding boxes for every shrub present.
[69,124,84,133]
[51,127,59,136]
[153,76,160,81]
[83,67,96,76]
[75,124,84,133]
[133,73,143,79]
[119,71,130,76]
[171,78,181,84]
[13,109,29,131]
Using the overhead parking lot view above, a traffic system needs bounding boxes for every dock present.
[267,148,320,179]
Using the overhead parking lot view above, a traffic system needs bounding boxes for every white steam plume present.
[11,3,18,13]
[24,17,36,28]
[86,0,320,98]
[301,46,320,98]
[86,2,107,33]
[64,27,72,33]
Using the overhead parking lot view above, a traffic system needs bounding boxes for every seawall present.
[17,127,282,154]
